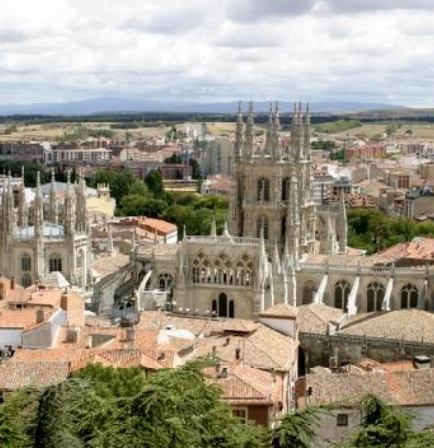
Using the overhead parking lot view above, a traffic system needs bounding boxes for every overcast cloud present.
[0,0,434,106]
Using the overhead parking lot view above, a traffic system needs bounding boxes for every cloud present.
[1,0,434,107]
[227,0,316,22]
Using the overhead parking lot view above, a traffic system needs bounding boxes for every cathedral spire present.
[303,102,310,160]
[272,101,280,160]
[210,216,217,237]
[18,168,28,228]
[49,168,58,225]
[264,101,273,156]
[64,170,75,235]
[338,193,348,254]
[75,169,87,232]
[272,239,281,274]
[234,101,244,160]
[244,101,254,158]
[34,172,44,237]
[287,167,300,260]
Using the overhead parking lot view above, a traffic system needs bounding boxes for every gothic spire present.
[75,169,87,232]
[288,167,300,260]
[18,169,28,228]
[265,101,273,156]
[210,216,217,237]
[272,101,280,159]
[64,170,75,235]
[34,172,44,237]
[244,101,254,158]
[272,239,281,274]
[49,168,58,225]
[234,101,244,160]
[338,193,348,254]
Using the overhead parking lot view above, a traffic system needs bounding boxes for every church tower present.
[228,101,316,261]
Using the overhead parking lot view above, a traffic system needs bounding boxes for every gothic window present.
[229,300,235,318]
[367,282,385,312]
[401,284,418,309]
[281,216,287,238]
[335,280,351,310]
[21,274,32,288]
[218,293,228,317]
[158,273,174,291]
[256,216,269,239]
[303,281,317,305]
[49,254,62,273]
[21,253,31,272]
[282,177,290,201]
[257,177,270,202]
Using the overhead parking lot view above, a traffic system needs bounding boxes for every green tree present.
[145,169,164,197]
[164,153,182,164]
[272,407,321,448]
[345,395,411,448]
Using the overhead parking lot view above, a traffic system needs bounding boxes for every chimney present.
[220,367,228,379]
[10,276,15,290]
[126,327,136,345]
[36,309,45,324]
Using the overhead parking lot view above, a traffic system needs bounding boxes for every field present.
[0,122,172,142]
[330,122,434,139]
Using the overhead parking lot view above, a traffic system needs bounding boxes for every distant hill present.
[0,96,404,116]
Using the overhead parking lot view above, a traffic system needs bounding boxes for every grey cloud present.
[227,0,316,22]
[323,0,434,13]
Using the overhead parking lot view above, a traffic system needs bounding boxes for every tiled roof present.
[92,254,130,278]
[0,360,70,390]
[297,304,344,335]
[259,303,298,319]
[339,309,434,344]
[204,364,283,406]
[377,237,434,261]
[0,307,55,330]
[298,368,434,408]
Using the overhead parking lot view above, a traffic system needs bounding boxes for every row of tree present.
[0,363,433,447]
[347,208,434,253]
[92,169,228,236]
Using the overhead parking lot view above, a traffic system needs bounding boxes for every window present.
[21,253,31,272]
[336,413,348,427]
[335,280,351,310]
[367,282,385,312]
[22,274,32,288]
[303,281,317,305]
[158,273,174,291]
[233,408,247,424]
[256,216,269,239]
[282,177,290,201]
[401,284,418,309]
[49,254,62,273]
[257,177,270,202]
[218,293,228,317]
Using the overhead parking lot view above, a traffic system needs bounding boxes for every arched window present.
[282,177,290,201]
[401,284,418,309]
[303,281,317,305]
[22,274,32,288]
[229,300,235,318]
[158,274,173,291]
[367,282,385,312]
[218,293,228,317]
[257,177,270,202]
[49,254,62,273]
[335,280,351,310]
[21,253,31,272]
[256,216,269,239]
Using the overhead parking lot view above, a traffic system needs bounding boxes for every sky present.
[1,0,434,106]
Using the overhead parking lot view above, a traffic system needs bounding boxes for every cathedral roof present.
[338,309,434,345]
[297,304,344,335]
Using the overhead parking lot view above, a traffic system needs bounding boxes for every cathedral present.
[0,170,92,290]
[136,102,434,319]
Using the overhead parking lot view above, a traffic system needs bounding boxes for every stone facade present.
[0,170,92,290]
[137,101,434,320]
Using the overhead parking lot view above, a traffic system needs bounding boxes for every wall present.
[0,328,23,349]
[259,316,296,338]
